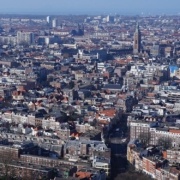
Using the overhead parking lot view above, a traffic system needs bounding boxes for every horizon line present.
[0,12,179,17]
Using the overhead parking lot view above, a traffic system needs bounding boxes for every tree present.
[138,132,151,147]
[0,149,17,179]
[63,53,70,59]
[90,119,97,127]
[69,81,75,89]
[158,137,172,149]
[114,172,151,180]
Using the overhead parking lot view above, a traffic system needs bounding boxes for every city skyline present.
[0,0,180,15]
[0,2,179,179]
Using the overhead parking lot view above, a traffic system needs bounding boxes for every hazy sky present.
[0,0,180,15]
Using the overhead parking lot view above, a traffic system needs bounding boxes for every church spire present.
[135,22,139,32]
[133,22,141,55]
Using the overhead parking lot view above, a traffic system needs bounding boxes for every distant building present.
[17,31,34,45]
[0,35,17,45]
[46,16,51,24]
[151,44,159,57]
[52,18,57,28]
[106,15,114,23]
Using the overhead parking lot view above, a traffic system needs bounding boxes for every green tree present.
[114,172,152,180]
[158,137,172,149]
[0,150,16,179]
[138,132,151,147]
[69,81,75,89]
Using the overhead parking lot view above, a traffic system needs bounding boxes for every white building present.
[52,18,57,28]
[17,31,34,45]
[46,16,51,24]
[0,35,17,45]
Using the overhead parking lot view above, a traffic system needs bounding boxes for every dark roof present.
[103,84,122,90]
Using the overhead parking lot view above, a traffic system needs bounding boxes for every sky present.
[0,0,180,15]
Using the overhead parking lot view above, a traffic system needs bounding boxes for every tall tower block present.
[133,23,141,54]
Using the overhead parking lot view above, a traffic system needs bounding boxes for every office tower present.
[106,15,114,23]
[46,16,51,24]
[52,18,57,28]
[133,23,141,54]
[17,31,34,45]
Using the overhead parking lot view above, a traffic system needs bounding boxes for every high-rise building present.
[133,23,141,54]
[46,16,51,24]
[52,18,57,28]
[106,15,114,23]
[17,31,34,45]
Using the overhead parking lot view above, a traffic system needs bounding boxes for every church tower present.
[133,23,141,54]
